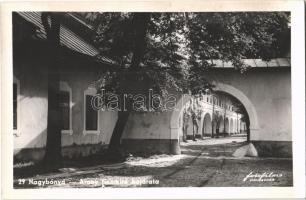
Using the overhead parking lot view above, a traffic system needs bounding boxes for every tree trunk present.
[192,121,195,140]
[201,121,204,139]
[183,124,188,142]
[44,72,62,167]
[193,120,198,141]
[106,13,150,156]
[42,13,62,168]
[246,120,250,142]
[107,111,130,153]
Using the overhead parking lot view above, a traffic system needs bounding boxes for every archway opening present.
[171,83,257,155]
[213,90,250,141]
[202,113,212,137]
[176,89,251,153]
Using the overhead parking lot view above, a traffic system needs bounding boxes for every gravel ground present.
[14,137,293,188]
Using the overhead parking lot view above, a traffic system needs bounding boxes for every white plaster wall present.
[122,68,291,143]
[122,112,173,140]
[14,68,49,151]
[60,69,118,147]
[14,65,291,153]
[14,64,118,152]
[206,68,291,141]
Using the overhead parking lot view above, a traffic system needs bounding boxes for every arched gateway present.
[202,113,212,137]
[121,65,290,157]
[170,82,259,154]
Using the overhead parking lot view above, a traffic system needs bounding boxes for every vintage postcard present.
[1,0,305,199]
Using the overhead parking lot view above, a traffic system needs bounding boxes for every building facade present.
[179,94,245,140]
[13,12,118,162]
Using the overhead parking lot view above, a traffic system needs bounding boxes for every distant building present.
[179,93,245,140]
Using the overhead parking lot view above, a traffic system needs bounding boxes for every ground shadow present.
[14,138,293,188]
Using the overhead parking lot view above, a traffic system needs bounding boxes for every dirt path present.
[14,137,293,188]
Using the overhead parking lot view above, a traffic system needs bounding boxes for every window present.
[206,97,209,102]
[83,87,100,134]
[13,76,20,136]
[85,95,98,130]
[59,81,73,135]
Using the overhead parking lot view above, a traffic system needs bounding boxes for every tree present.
[213,111,223,138]
[182,107,190,142]
[181,98,202,142]
[82,12,289,157]
[190,98,203,141]
[41,12,62,168]
[222,96,229,137]
[83,12,187,159]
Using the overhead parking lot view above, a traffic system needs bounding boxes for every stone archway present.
[170,84,258,133]
[169,83,258,154]
[213,83,259,130]
[202,113,212,137]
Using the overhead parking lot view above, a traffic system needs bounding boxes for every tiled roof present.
[208,58,290,68]
[18,12,116,65]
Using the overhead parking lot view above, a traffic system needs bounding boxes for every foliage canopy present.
[80,12,290,97]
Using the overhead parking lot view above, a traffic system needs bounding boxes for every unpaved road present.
[14,137,293,188]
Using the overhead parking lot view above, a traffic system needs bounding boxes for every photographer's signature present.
[243,171,283,182]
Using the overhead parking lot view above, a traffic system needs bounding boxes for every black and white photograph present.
[1,0,305,199]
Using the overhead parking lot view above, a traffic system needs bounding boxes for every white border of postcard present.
[1,0,305,199]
